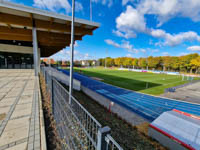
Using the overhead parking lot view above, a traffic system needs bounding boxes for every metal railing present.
[105,135,123,150]
[41,67,123,150]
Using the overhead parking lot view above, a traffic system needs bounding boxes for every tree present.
[171,57,179,71]
[179,53,198,72]
[190,56,200,73]
[147,56,161,69]
[106,57,114,67]
[123,57,133,68]
[138,58,147,69]
[98,58,105,66]
[162,56,173,71]
[114,57,123,67]
[132,58,138,69]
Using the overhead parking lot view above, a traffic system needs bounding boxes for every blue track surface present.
[59,69,200,121]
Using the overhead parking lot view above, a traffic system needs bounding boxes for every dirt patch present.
[0,113,6,120]
[39,74,61,150]
[136,122,149,136]
[90,77,104,81]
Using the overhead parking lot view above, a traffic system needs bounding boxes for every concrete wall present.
[0,44,33,54]
[148,127,187,150]
[81,86,147,126]
[44,67,81,91]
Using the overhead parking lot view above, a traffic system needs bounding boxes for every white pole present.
[32,27,38,76]
[69,0,75,105]
[90,0,92,21]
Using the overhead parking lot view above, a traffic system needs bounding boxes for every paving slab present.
[0,69,46,150]
[5,142,27,150]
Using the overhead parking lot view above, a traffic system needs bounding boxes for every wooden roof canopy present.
[0,0,99,57]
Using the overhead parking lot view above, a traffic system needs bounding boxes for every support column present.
[97,126,111,150]
[32,27,38,76]
[69,0,75,104]
[38,48,41,73]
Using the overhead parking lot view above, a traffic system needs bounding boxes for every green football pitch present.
[74,67,199,95]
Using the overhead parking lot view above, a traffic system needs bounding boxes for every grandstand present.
[59,69,200,121]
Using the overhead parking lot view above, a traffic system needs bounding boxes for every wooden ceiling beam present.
[0,13,93,35]
[0,33,32,42]
[48,17,54,32]
[7,24,11,29]
[0,26,82,40]
[0,33,72,45]
[39,41,70,47]
[40,46,65,57]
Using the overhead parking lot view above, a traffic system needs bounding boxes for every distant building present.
[81,60,90,66]
[81,60,99,66]
[42,58,55,64]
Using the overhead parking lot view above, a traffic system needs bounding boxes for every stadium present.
[0,0,200,150]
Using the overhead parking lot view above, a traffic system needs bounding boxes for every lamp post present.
[90,0,92,21]
[69,0,75,105]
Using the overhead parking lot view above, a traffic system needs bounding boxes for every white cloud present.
[75,2,83,12]
[105,39,143,54]
[122,0,134,6]
[150,29,166,38]
[33,0,83,13]
[105,39,120,48]
[52,48,92,60]
[113,30,136,39]
[121,41,139,53]
[126,53,132,57]
[141,49,146,53]
[162,52,170,56]
[150,29,200,46]
[92,0,113,7]
[74,41,79,47]
[165,31,200,46]
[137,0,200,26]
[116,5,146,36]
[187,46,200,51]
[179,52,188,56]
[105,39,138,53]
[114,2,200,46]
[140,48,159,56]
[33,0,71,13]
[151,49,159,53]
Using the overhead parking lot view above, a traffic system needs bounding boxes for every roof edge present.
[0,0,100,27]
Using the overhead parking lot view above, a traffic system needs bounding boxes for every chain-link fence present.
[41,67,123,150]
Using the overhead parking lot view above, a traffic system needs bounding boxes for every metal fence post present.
[97,126,111,150]
[51,77,54,115]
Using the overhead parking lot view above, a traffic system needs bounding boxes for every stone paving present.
[0,69,46,150]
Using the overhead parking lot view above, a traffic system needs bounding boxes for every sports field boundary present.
[88,75,200,107]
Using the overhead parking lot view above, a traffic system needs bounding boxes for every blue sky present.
[8,0,200,60]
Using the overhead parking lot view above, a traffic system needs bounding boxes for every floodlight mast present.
[90,0,92,21]
[69,0,75,105]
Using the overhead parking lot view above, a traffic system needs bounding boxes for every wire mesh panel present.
[52,78,102,150]
[105,135,123,150]
[40,67,123,150]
